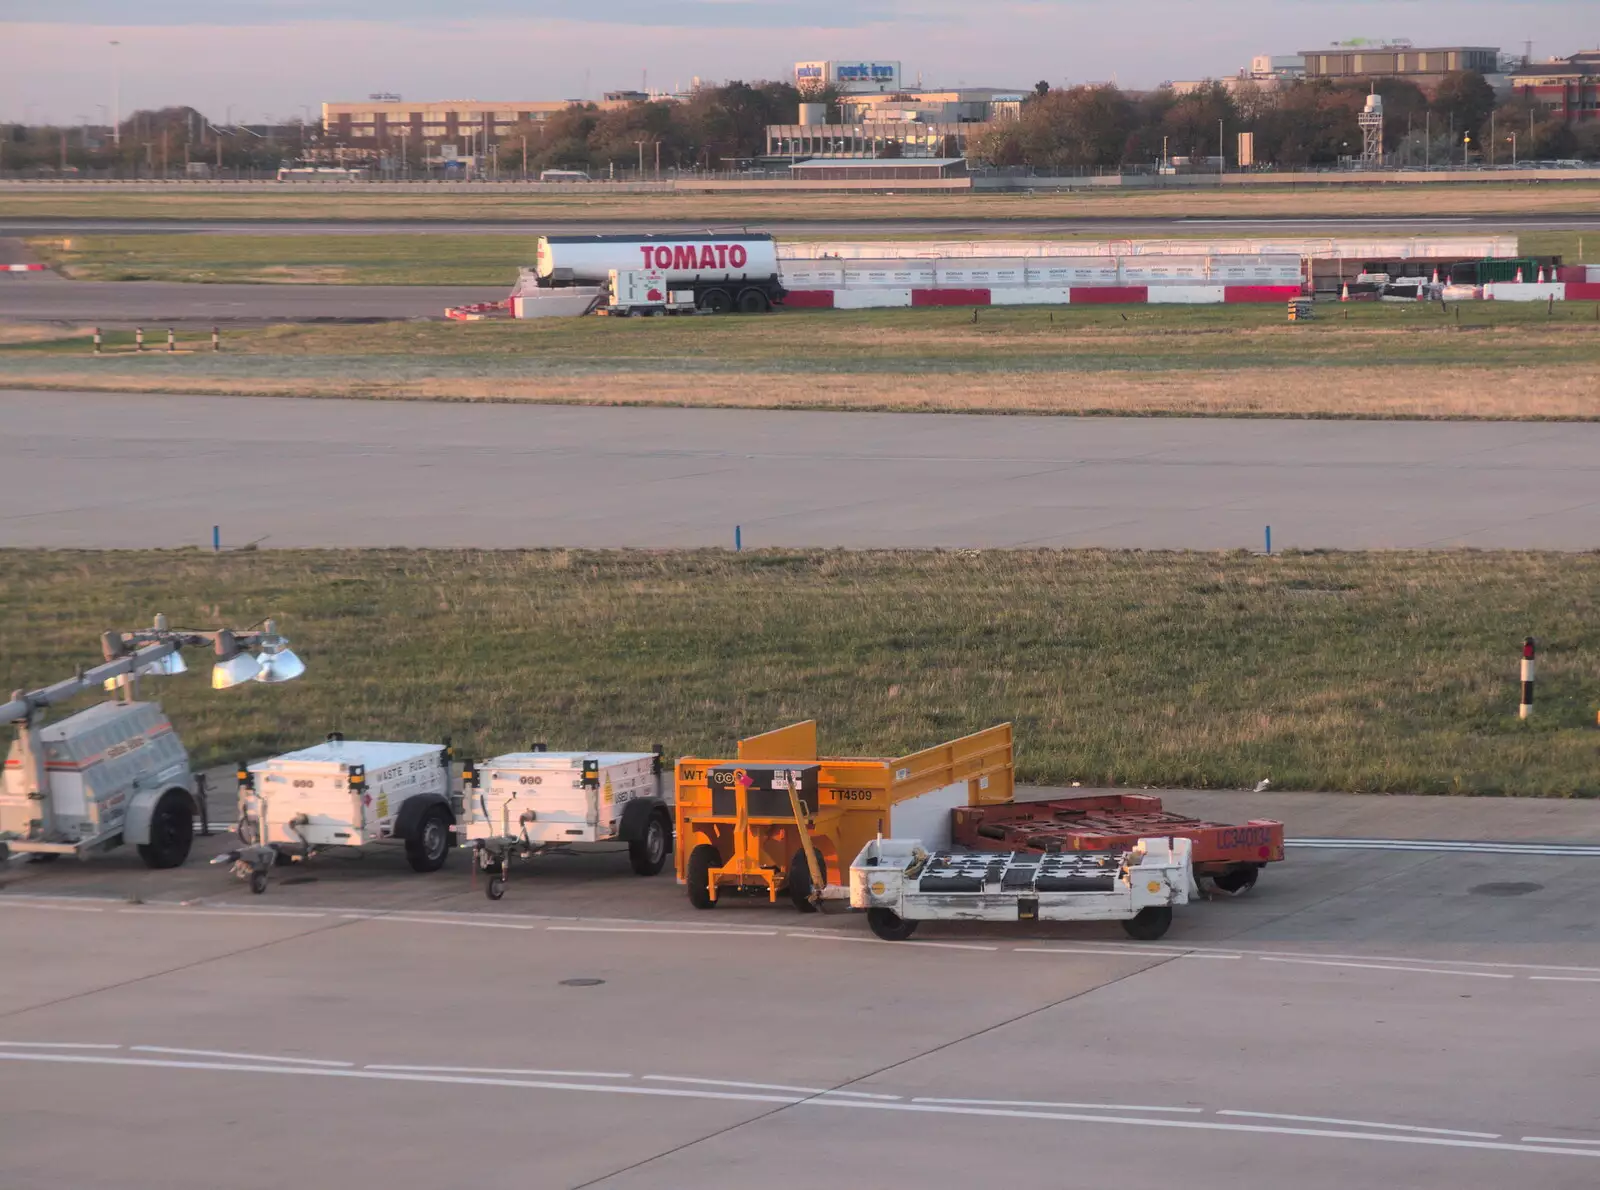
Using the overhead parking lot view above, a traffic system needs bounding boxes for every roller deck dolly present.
[849,835,1195,941]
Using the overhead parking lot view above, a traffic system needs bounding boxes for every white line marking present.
[1529,976,1600,983]
[1288,838,1600,856]
[3,1052,1591,1159]
[916,1097,1203,1114]
[365,1064,630,1079]
[130,1046,353,1067]
[546,926,779,937]
[641,1075,900,1100]
[117,908,326,920]
[1522,1137,1600,1147]
[351,916,538,930]
[1258,957,1515,979]
[1216,1110,1500,1138]
[0,1041,121,1050]
[786,933,997,951]
[0,900,105,912]
[1014,946,1202,959]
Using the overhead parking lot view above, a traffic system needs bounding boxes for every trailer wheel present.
[237,816,259,845]
[1122,906,1173,941]
[686,843,720,910]
[405,805,452,873]
[486,875,506,901]
[736,288,769,314]
[628,811,671,877]
[866,908,918,941]
[137,790,194,870]
[249,870,269,895]
[698,288,733,314]
[1211,865,1259,894]
[787,847,827,913]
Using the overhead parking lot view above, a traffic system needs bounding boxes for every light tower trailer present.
[459,747,672,900]
[1,616,305,869]
[849,835,1195,942]
[219,734,459,894]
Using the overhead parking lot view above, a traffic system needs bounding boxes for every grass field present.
[22,230,1591,286]
[5,302,1599,419]
[3,549,1597,795]
[2,181,1599,223]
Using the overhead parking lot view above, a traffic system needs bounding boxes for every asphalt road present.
[4,215,1599,236]
[2,390,1597,550]
[0,273,507,325]
[2,792,1597,1190]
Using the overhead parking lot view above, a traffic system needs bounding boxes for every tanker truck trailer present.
[517,234,786,316]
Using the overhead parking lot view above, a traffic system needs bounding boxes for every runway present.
[1,788,1597,1190]
[0,273,507,325]
[2,390,1597,550]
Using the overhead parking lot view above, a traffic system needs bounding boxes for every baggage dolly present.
[849,835,1194,941]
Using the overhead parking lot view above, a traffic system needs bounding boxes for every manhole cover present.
[1469,881,1543,897]
[560,978,605,987]
[277,876,319,886]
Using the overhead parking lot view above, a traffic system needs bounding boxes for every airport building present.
[1508,50,1600,124]
[1298,45,1499,86]
[319,97,634,152]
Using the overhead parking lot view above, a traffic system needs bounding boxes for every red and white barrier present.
[1,263,48,272]
[781,284,1302,309]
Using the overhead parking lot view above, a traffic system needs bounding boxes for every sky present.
[2,2,1595,124]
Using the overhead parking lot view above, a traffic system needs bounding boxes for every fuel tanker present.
[532,233,786,313]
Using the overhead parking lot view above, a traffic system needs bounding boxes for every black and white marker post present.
[1519,637,1536,721]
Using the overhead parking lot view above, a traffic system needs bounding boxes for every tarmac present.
[0,272,506,326]
[2,390,1598,550]
[2,789,1598,1190]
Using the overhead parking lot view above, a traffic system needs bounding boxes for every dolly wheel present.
[249,870,269,896]
[1211,866,1259,894]
[486,875,506,901]
[866,908,918,942]
[686,844,720,910]
[787,847,827,914]
[1122,906,1173,941]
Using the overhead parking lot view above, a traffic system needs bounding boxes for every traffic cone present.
[1537,265,1546,283]
[1516,267,1524,283]
[1431,267,1439,284]
[1415,284,1425,301]
[1340,282,1349,302]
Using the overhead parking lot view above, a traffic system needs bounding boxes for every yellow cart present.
[673,721,1012,912]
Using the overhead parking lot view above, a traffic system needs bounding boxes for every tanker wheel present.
[1122,906,1173,941]
[866,908,918,941]
[787,847,827,913]
[698,288,733,314]
[686,844,721,910]
[736,288,769,314]
[486,875,506,901]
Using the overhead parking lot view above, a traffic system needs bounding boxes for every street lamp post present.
[109,40,121,146]
[1508,132,1517,166]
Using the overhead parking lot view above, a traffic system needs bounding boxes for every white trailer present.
[220,734,458,894]
[849,836,1194,941]
[605,269,697,317]
[1,616,305,869]
[532,234,785,314]
[460,747,672,900]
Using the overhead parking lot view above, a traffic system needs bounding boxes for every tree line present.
[972,72,1596,170]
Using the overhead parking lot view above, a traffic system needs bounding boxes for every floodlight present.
[254,647,305,684]
[139,652,188,677]
[252,621,305,685]
[211,630,263,689]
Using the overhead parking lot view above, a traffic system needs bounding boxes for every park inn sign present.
[794,60,902,93]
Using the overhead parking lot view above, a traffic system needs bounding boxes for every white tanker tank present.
[533,233,786,314]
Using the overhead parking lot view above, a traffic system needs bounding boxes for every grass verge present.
[2,182,1599,223]
[5,303,1599,420]
[3,549,1596,795]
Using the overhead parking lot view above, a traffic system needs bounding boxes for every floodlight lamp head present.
[252,621,305,684]
[140,651,188,678]
[211,633,262,689]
